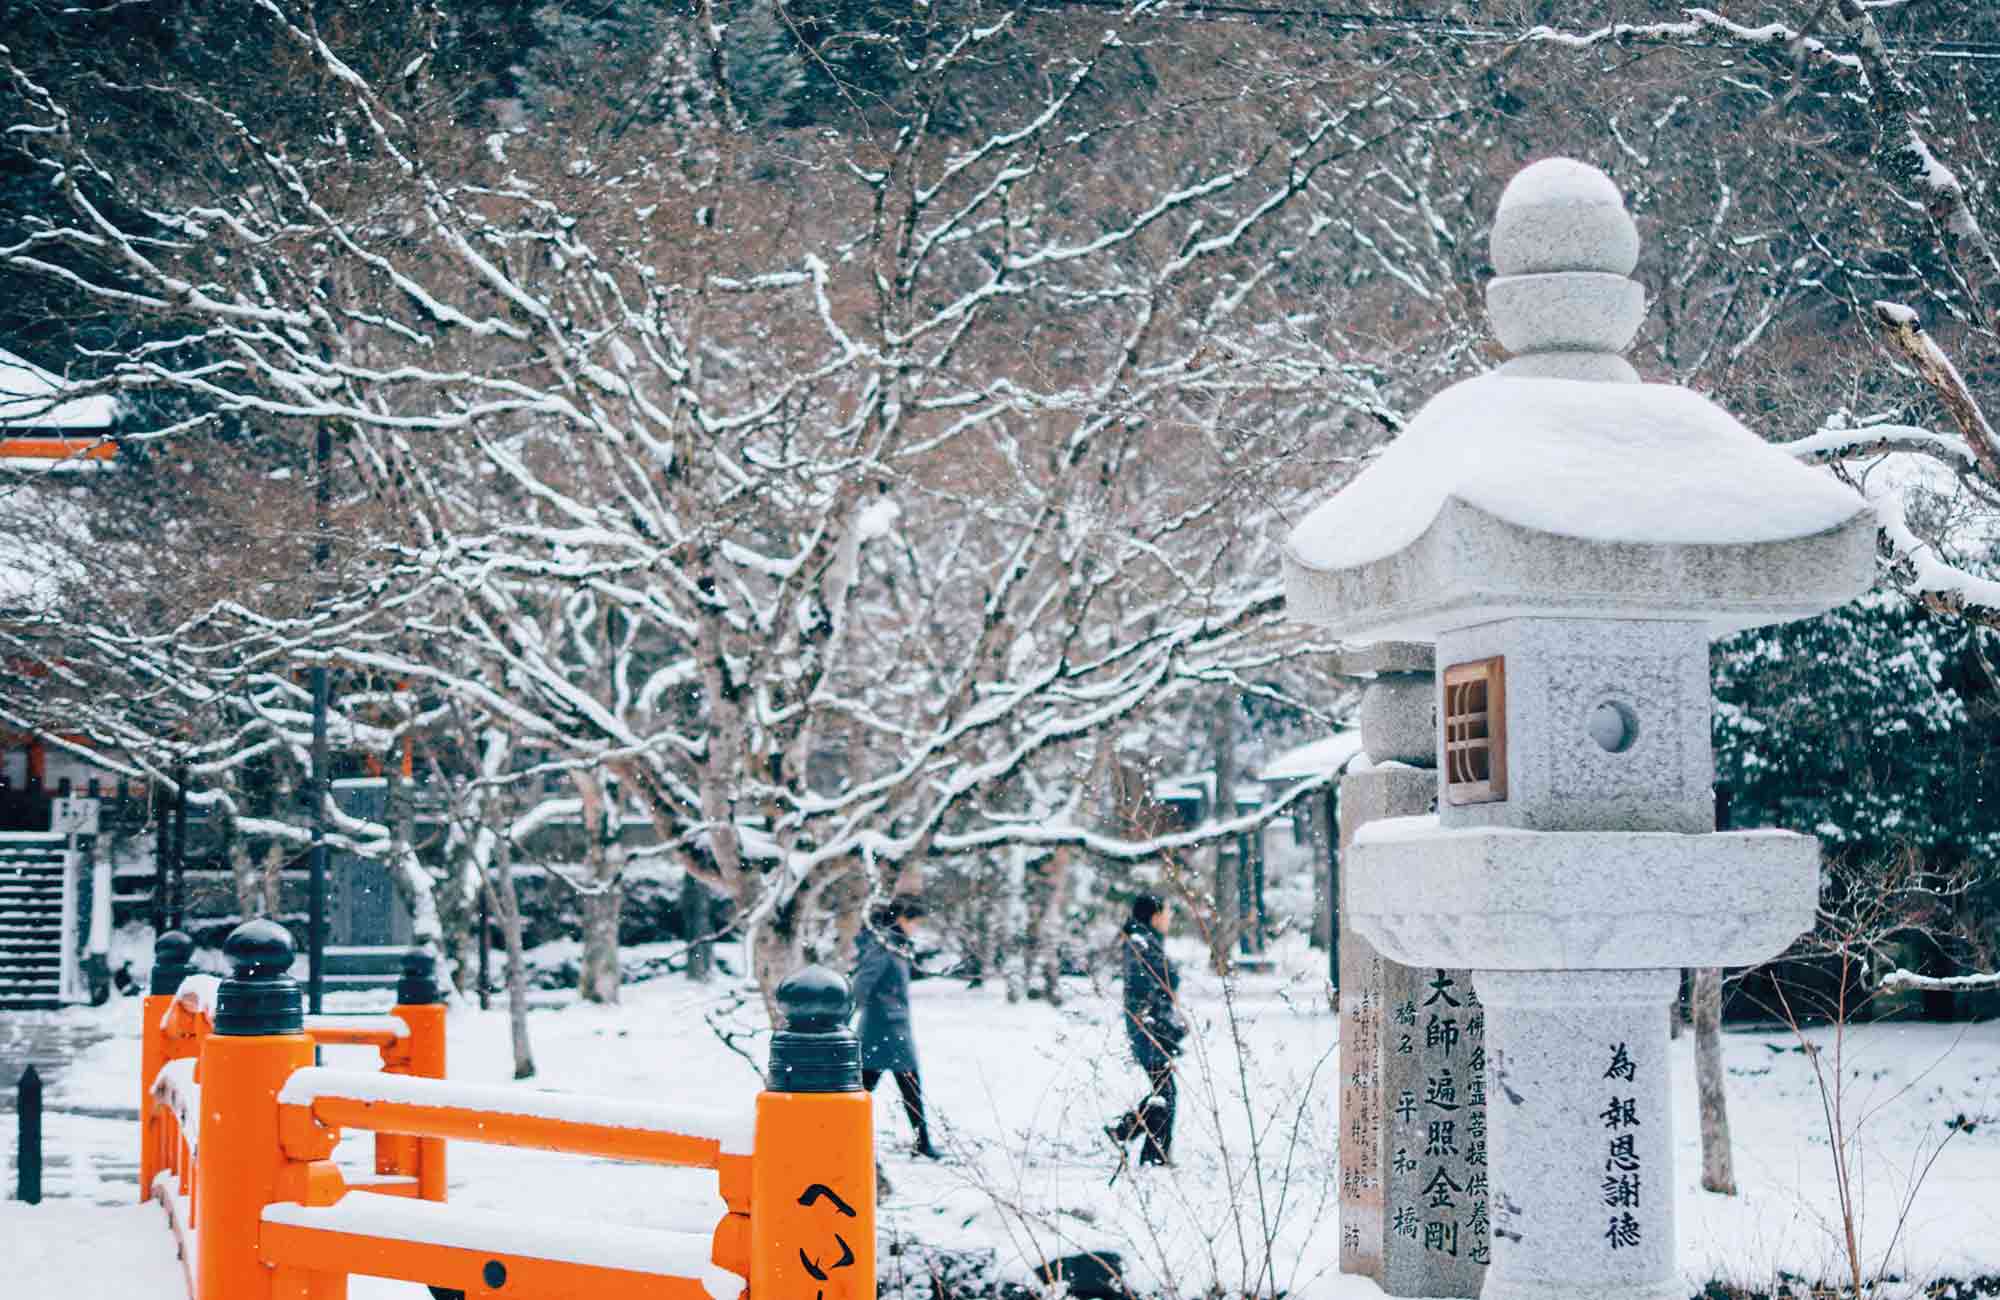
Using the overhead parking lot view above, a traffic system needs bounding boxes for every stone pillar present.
[1336,645,1487,1297]
[1479,971,1678,1300]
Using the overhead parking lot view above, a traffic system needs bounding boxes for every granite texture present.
[1477,971,1681,1300]
[1497,352,1641,383]
[1487,272,1646,357]
[1360,674,1436,766]
[1346,822,1821,971]
[1285,498,1878,644]
[1488,159,1640,277]
[1334,642,1436,678]
[1437,619,1712,835]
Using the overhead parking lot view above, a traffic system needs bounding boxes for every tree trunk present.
[1031,844,1071,1005]
[682,871,715,982]
[959,858,996,986]
[1307,790,1334,951]
[228,814,260,920]
[749,889,805,1017]
[1002,848,1028,1003]
[831,868,865,968]
[259,840,285,919]
[573,771,624,1005]
[448,901,478,998]
[1694,966,1735,1195]
[579,886,623,1002]
[1208,691,1239,974]
[490,836,535,1080]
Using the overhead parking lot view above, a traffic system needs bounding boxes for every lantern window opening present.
[1443,656,1507,804]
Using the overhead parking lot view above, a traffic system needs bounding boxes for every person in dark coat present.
[851,897,938,1158]
[1107,893,1184,1166]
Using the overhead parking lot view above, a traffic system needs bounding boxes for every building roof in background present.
[0,348,118,431]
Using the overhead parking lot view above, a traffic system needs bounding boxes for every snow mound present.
[1288,375,1866,572]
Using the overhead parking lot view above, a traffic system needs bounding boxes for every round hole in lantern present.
[1587,700,1640,753]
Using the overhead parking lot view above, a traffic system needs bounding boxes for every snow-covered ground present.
[5,936,1999,1299]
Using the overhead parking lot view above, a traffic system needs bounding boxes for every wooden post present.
[477,886,491,1012]
[387,949,448,1201]
[16,1066,41,1204]
[196,921,315,1300]
[169,766,189,931]
[153,781,171,933]
[753,967,875,1300]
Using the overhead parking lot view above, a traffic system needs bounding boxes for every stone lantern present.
[1285,158,1877,1300]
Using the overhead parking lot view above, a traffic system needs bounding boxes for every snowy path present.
[0,1014,135,1205]
[0,1016,115,1111]
[5,939,2000,1299]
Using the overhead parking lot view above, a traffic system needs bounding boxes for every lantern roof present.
[1283,158,1875,643]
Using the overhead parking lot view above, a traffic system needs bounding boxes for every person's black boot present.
[914,1133,941,1159]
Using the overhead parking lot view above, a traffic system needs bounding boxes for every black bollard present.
[212,919,302,1037]
[151,930,197,996]
[16,1065,42,1204]
[396,948,441,1005]
[768,965,862,1093]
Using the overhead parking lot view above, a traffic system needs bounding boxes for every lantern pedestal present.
[1475,970,1680,1300]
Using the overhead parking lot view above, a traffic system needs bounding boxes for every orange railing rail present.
[142,920,875,1300]
[139,929,450,1283]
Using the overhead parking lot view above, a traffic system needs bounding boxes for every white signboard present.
[52,797,100,836]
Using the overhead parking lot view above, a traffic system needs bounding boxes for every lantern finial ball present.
[1490,157,1639,278]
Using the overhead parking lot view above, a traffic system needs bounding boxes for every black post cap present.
[212,919,303,1036]
[396,948,442,1005]
[767,965,861,1093]
[150,930,197,995]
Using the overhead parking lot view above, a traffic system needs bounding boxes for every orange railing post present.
[140,930,194,1202]
[381,948,448,1200]
[751,968,876,1300]
[194,920,321,1300]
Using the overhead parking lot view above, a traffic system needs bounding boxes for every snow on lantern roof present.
[1287,375,1866,571]
[1283,158,1876,643]
[0,347,117,430]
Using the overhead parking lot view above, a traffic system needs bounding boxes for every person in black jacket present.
[1107,893,1184,1167]
[851,897,939,1159]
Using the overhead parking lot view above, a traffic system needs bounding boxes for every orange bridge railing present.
[138,922,873,1300]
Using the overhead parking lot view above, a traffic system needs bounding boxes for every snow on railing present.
[302,1013,411,1044]
[277,1066,757,1157]
[262,1198,745,1300]
[147,1054,202,1297]
[152,1058,200,1153]
[163,975,221,1027]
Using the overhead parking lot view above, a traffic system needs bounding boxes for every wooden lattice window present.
[1443,656,1507,804]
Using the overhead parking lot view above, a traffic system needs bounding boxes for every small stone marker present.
[1335,644,1487,1297]
[1286,159,1876,1300]
[16,1064,42,1204]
